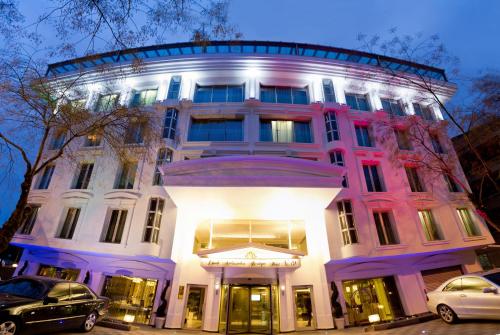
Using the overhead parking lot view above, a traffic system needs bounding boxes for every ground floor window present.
[101,275,158,324]
[37,264,80,281]
[342,277,404,325]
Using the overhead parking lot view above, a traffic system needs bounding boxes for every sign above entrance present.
[200,258,300,268]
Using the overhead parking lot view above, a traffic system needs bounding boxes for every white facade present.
[12,42,494,332]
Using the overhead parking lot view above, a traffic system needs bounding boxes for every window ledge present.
[255,141,318,148]
[463,235,486,242]
[13,234,35,241]
[375,243,408,251]
[184,141,248,147]
[422,240,450,246]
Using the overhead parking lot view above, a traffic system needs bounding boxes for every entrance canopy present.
[160,156,344,220]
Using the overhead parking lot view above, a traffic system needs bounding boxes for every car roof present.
[11,275,74,285]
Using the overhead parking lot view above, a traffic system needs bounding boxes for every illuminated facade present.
[12,41,494,332]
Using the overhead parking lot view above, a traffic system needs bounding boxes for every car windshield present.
[0,279,48,299]
[484,272,500,286]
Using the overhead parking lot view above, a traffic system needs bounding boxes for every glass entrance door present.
[183,286,206,329]
[228,285,271,334]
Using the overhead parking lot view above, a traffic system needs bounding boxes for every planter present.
[334,317,345,330]
[154,317,166,329]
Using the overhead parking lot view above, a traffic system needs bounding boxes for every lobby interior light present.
[368,314,380,323]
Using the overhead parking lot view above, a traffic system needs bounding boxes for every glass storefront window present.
[37,264,80,281]
[193,219,307,253]
[101,275,158,324]
[293,286,314,329]
[342,277,404,325]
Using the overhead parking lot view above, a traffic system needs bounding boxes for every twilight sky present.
[0,0,499,222]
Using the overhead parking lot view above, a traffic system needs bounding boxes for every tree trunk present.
[0,175,33,254]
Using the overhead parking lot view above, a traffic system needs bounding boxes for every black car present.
[0,276,109,334]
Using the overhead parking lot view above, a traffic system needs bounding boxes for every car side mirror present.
[482,287,498,294]
[43,296,59,305]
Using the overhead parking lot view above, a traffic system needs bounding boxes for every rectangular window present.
[405,166,425,192]
[337,200,358,245]
[325,112,340,141]
[153,148,173,186]
[373,211,398,245]
[355,125,373,147]
[72,163,94,189]
[430,134,445,153]
[260,86,309,104]
[103,209,128,243]
[345,93,370,111]
[444,174,461,192]
[58,208,81,239]
[130,89,157,107]
[329,150,344,166]
[36,165,55,189]
[17,205,40,235]
[124,121,145,144]
[457,208,480,237]
[418,210,443,241]
[83,132,102,147]
[259,120,312,143]
[188,118,243,141]
[143,198,165,243]
[193,84,244,103]
[167,75,181,100]
[363,164,385,192]
[381,98,405,116]
[95,93,119,113]
[413,103,435,121]
[395,129,412,150]
[163,108,178,140]
[114,162,137,189]
[322,79,336,103]
[50,129,66,150]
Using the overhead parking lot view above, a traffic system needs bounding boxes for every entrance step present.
[97,318,141,331]
[362,313,438,331]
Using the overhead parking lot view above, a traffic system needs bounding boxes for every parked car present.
[0,276,109,334]
[426,269,500,323]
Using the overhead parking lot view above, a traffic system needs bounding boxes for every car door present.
[460,276,500,318]
[69,284,96,328]
[440,279,467,315]
[39,283,73,332]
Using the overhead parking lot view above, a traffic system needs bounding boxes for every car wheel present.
[437,304,458,324]
[0,320,17,335]
[81,312,97,332]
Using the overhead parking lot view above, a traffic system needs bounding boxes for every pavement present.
[57,319,500,335]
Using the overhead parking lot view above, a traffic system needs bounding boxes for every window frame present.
[417,209,443,241]
[36,165,55,189]
[114,162,137,189]
[329,150,344,166]
[405,166,425,192]
[380,98,405,116]
[17,205,40,235]
[143,197,165,244]
[94,93,120,113]
[102,209,128,244]
[354,124,373,147]
[322,79,336,103]
[456,208,481,237]
[163,108,178,140]
[345,93,370,111]
[259,85,309,105]
[130,88,158,107]
[337,200,358,245]
[324,112,340,141]
[167,75,182,100]
[153,148,173,186]
[72,163,94,189]
[363,163,385,192]
[259,119,313,143]
[188,118,244,142]
[193,84,245,103]
[58,207,81,239]
[373,211,399,246]
[394,129,412,150]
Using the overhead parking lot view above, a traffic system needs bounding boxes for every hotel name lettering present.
[201,258,300,268]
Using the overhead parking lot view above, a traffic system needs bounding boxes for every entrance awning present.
[160,156,344,219]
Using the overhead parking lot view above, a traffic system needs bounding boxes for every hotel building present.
[12,41,494,333]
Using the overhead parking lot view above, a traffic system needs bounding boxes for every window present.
[114,162,137,189]
[124,121,145,144]
[337,200,358,245]
[381,98,405,116]
[405,167,425,192]
[36,165,55,189]
[444,174,461,192]
[49,129,66,150]
[413,103,435,121]
[38,265,80,281]
[430,134,445,153]
[355,125,373,147]
[69,98,86,110]
[325,112,340,141]
[130,89,157,107]
[322,79,336,102]
[72,163,93,189]
[418,210,443,241]
[363,164,385,192]
[167,75,181,100]
[342,175,349,188]
[260,120,312,143]
[260,86,309,104]
[153,148,173,186]
[143,198,165,243]
[103,209,128,243]
[457,208,480,237]
[461,277,491,292]
[188,118,243,141]
[48,283,71,302]
[394,129,412,150]
[84,132,102,147]
[70,284,94,300]
[163,108,178,140]
[58,208,81,239]
[95,93,119,113]
[443,279,462,292]
[17,205,40,235]
[193,84,244,103]
[373,211,398,245]
[329,150,344,166]
[345,93,370,111]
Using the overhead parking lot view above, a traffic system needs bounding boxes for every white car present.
[426,269,500,323]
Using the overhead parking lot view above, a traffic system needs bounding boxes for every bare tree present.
[357,29,500,232]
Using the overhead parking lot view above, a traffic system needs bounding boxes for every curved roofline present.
[46,40,447,81]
